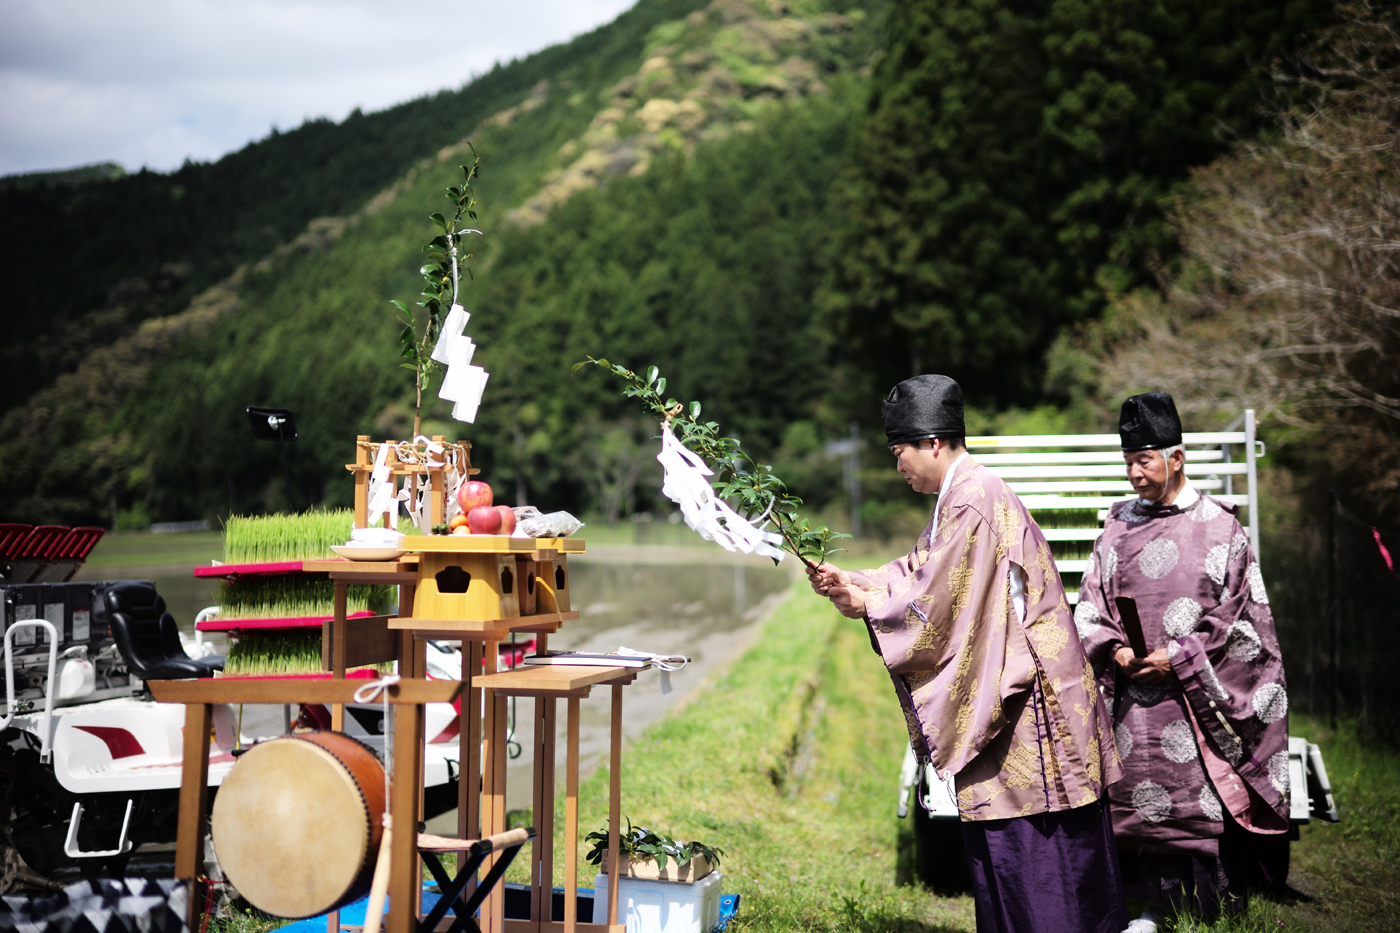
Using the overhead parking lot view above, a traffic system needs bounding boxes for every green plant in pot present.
[585,820,725,882]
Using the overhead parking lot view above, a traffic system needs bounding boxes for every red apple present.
[457,480,493,513]
[467,505,502,535]
[495,505,517,535]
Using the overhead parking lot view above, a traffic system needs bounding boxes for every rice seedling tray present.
[193,560,318,578]
[211,668,382,681]
[196,610,378,632]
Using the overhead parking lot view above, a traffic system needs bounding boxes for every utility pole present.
[824,423,862,538]
[1328,487,1338,729]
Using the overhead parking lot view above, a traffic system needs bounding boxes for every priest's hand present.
[1116,646,1174,685]
[806,562,850,596]
[826,583,867,619]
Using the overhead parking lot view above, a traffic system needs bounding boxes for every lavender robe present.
[1076,490,1290,860]
[851,457,1121,821]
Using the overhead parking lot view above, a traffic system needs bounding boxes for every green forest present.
[2,1,1397,729]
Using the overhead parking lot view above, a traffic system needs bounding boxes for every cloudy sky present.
[0,0,636,177]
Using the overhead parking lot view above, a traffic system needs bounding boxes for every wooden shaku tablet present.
[1113,595,1150,659]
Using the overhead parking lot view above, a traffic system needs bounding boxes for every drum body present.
[212,731,385,918]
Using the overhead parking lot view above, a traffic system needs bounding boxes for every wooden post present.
[327,582,347,933]
[331,583,347,732]
[460,642,482,844]
[174,702,212,927]
[480,641,501,933]
[531,697,546,922]
[607,685,622,926]
[430,436,446,528]
[388,695,423,933]
[353,436,371,529]
[563,697,580,933]
[531,634,554,923]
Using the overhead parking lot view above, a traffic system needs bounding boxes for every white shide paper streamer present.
[432,303,488,423]
[656,424,785,562]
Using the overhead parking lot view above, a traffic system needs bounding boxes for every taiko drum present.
[211,731,385,918]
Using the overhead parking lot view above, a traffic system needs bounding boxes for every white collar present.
[1140,477,1198,508]
[937,452,971,502]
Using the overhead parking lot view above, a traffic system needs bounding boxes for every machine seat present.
[103,582,225,680]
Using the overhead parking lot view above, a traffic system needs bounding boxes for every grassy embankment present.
[539,582,1399,933]
[206,569,1397,933]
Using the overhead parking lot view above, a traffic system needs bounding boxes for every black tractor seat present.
[103,582,224,680]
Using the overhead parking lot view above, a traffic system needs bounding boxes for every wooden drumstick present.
[361,817,392,933]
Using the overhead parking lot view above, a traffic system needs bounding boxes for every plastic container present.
[591,871,722,933]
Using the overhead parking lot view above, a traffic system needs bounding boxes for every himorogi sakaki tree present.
[820,0,1332,405]
[390,149,481,438]
[576,358,848,568]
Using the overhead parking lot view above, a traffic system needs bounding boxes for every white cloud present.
[0,0,637,175]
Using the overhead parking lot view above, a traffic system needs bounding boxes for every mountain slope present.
[0,0,883,524]
[0,0,711,416]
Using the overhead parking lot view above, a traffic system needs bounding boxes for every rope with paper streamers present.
[360,436,474,529]
[572,358,848,569]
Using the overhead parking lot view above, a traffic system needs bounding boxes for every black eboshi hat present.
[1119,392,1183,452]
[883,375,965,446]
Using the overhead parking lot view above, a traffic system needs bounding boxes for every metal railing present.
[966,411,1262,602]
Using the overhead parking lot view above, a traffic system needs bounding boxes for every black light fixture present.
[246,406,297,511]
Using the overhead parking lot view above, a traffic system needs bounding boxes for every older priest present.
[1076,392,1290,931]
[810,375,1125,933]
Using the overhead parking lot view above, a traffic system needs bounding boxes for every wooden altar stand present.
[300,532,630,933]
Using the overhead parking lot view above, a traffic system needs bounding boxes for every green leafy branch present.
[584,819,725,873]
[571,357,848,568]
[390,147,482,438]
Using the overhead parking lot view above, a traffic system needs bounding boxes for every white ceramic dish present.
[330,546,408,562]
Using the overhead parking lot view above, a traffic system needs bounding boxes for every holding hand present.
[1115,645,1174,685]
[806,562,867,619]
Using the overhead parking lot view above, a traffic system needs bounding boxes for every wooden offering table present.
[148,677,462,933]
[472,664,644,933]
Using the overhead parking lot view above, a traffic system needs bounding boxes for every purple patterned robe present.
[1075,486,1290,857]
[851,457,1121,821]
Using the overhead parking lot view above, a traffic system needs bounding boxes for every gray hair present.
[1157,444,1185,467]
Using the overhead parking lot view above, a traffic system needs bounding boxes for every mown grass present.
[1157,713,1400,932]
[542,584,1399,933]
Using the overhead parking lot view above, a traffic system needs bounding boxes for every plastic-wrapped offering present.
[513,507,585,538]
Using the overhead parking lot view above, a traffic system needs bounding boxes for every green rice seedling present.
[223,629,324,676]
[216,576,392,620]
[223,510,357,564]
[222,628,395,676]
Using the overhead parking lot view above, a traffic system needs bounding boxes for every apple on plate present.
[467,505,502,535]
[495,505,517,535]
[457,480,493,513]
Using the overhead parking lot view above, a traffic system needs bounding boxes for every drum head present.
[212,734,383,918]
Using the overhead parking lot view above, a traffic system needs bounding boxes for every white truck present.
[898,412,1339,893]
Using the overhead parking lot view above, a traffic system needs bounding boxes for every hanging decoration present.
[574,358,848,569]
[391,147,488,433]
